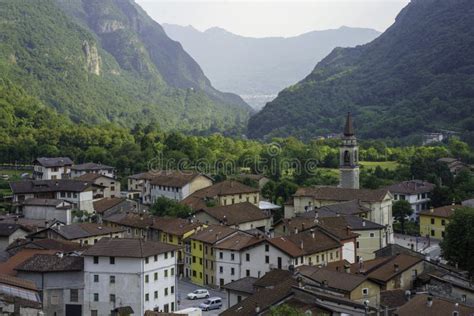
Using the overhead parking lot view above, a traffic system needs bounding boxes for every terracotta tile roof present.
[0,223,26,237]
[0,217,53,232]
[51,223,125,240]
[15,254,83,272]
[6,238,86,254]
[181,180,258,209]
[222,276,258,294]
[149,171,212,188]
[294,186,390,202]
[187,225,238,244]
[214,232,264,251]
[0,273,37,291]
[71,162,114,171]
[76,173,114,181]
[386,180,435,195]
[103,212,155,229]
[33,157,73,167]
[128,171,157,180]
[395,294,474,316]
[315,217,359,240]
[93,197,130,214]
[253,269,293,288]
[10,179,96,194]
[362,254,423,284]
[297,265,368,292]
[22,198,69,207]
[152,217,201,236]
[419,204,463,218]
[83,238,180,258]
[197,202,270,226]
[269,229,341,257]
[0,249,57,275]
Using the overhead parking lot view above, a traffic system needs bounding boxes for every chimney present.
[426,296,433,308]
[294,227,298,235]
[394,263,400,273]
[310,229,315,239]
[430,207,434,213]
[344,262,351,273]
[300,240,304,250]
[255,304,260,313]
[362,220,366,227]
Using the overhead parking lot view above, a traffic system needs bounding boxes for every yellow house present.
[152,217,205,276]
[185,225,238,286]
[181,180,260,211]
[419,205,462,239]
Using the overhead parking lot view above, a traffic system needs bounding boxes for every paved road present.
[176,279,228,316]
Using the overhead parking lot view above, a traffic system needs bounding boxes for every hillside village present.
[0,114,472,316]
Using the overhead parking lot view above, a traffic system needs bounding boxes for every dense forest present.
[0,0,251,133]
[248,0,474,144]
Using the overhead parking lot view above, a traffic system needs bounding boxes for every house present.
[33,157,73,180]
[438,158,470,176]
[357,253,424,290]
[416,271,474,306]
[70,162,115,179]
[102,212,156,240]
[21,198,73,224]
[83,238,180,315]
[181,180,260,210]
[6,238,86,257]
[419,205,463,239]
[93,197,136,218]
[214,232,266,286]
[0,273,42,315]
[386,180,435,219]
[128,171,213,205]
[222,277,257,308]
[10,179,98,212]
[0,223,29,251]
[268,229,343,269]
[194,202,272,231]
[28,223,125,246]
[185,225,238,286]
[15,253,84,316]
[77,173,121,198]
[297,265,381,307]
[394,294,474,316]
[235,174,270,189]
[288,186,394,243]
[152,217,203,276]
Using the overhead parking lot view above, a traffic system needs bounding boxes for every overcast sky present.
[136,0,410,38]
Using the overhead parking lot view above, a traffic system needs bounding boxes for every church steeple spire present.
[344,112,354,136]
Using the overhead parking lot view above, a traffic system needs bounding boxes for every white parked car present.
[187,289,210,300]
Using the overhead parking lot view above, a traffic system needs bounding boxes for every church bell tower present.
[339,112,359,189]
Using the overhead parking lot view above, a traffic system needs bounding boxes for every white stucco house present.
[83,238,181,315]
[33,157,73,180]
[70,162,115,179]
[21,198,73,224]
[386,180,435,220]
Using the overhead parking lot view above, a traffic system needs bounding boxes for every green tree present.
[269,304,305,316]
[392,200,413,234]
[150,197,192,219]
[440,207,474,277]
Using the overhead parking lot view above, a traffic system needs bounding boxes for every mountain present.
[247,0,474,141]
[0,0,251,133]
[163,24,380,109]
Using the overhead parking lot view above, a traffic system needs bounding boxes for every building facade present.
[339,113,360,189]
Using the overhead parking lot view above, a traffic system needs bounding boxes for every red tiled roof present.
[419,204,463,218]
[294,186,389,202]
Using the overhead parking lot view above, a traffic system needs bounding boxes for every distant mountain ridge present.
[163,24,381,109]
[0,0,251,133]
[247,0,474,142]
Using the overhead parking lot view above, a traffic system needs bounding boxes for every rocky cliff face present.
[82,40,101,75]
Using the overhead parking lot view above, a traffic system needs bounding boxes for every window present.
[362,288,369,296]
[110,257,115,264]
[237,295,242,302]
[254,196,257,203]
[93,256,99,264]
[165,270,168,277]
[231,268,235,275]
[154,255,158,262]
[219,266,223,273]
[369,233,375,238]
[145,293,149,301]
[336,251,339,258]
[316,255,319,263]
[145,275,149,283]
[441,219,446,226]
[91,311,98,316]
[431,230,435,236]
[192,256,196,263]
[199,258,203,265]
[70,289,78,302]
[154,272,158,281]
[110,275,115,284]
[265,244,269,252]
[93,293,99,302]
[165,252,168,259]
[356,242,360,249]
[231,253,235,261]
[246,269,250,277]
[145,257,149,264]
[442,231,445,238]
[265,256,269,263]
[330,253,333,260]
[192,270,197,277]
[199,244,202,251]
[171,286,175,294]
[165,288,169,296]
[232,198,235,204]
[93,275,99,282]
[171,251,174,257]
[193,242,196,249]
[110,294,116,303]
[154,291,158,299]
[431,218,435,225]
[219,252,223,259]
[246,253,250,261]
[171,268,175,276]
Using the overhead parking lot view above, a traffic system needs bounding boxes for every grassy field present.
[360,161,399,171]
[0,169,26,196]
